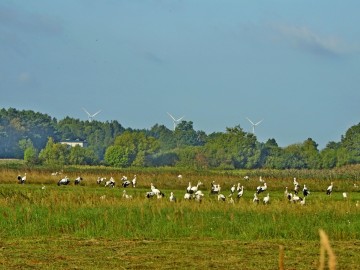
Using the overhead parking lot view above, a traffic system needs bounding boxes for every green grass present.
[0,184,359,240]
[1,237,359,269]
[0,167,360,269]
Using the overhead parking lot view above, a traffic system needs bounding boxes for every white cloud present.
[271,23,356,56]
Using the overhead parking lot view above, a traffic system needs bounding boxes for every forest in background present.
[1,107,359,170]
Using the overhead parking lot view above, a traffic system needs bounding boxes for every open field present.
[0,167,359,269]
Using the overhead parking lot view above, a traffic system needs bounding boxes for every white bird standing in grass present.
[326,182,334,195]
[230,184,236,194]
[122,190,132,199]
[122,179,131,188]
[293,177,299,186]
[57,176,70,186]
[236,183,242,193]
[132,175,137,188]
[97,177,106,184]
[300,197,306,206]
[146,191,155,198]
[218,194,226,202]
[294,183,300,195]
[150,183,165,197]
[17,173,26,184]
[284,187,289,197]
[211,184,221,194]
[292,194,302,203]
[190,181,202,194]
[186,182,192,193]
[194,190,204,202]
[342,192,348,199]
[263,193,270,204]
[237,186,244,199]
[105,177,116,188]
[169,192,176,202]
[228,196,234,204]
[74,176,83,185]
[253,193,259,204]
[256,182,267,194]
[302,184,310,197]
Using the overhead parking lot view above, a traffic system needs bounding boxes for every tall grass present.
[0,183,359,241]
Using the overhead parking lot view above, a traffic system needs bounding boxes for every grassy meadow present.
[0,164,359,269]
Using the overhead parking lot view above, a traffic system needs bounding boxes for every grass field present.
[0,167,359,269]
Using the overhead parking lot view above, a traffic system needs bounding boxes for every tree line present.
[0,107,359,169]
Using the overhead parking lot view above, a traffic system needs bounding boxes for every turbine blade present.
[176,116,184,121]
[246,117,255,125]
[92,110,102,117]
[82,108,91,117]
[167,112,176,121]
[255,119,263,126]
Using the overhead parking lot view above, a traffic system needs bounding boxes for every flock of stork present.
[15,172,359,207]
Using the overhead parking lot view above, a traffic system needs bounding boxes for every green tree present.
[282,144,306,169]
[112,131,159,166]
[320,141,339,168]
[262,139,286,169]
[203,126,260,169]
[301,138,321,169]
[340,123,360,164]
[38,137,69,166]
[149,124,176,150]
[104,145,130,167]
[24,145,38,165]
[174,121,199,147]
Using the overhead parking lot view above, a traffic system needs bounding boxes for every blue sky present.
[1,0,360,149]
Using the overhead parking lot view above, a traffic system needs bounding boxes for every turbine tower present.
[167,112,184,131]
[83,108,101,122]
[246,117,263,135]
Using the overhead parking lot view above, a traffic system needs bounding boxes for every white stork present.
[218,194,226,202]
[184,192,192,200]
[237,186,244,198]
[131,175,137,188]
[97,177,106,184]
[57,176,70,186]
[253,193,259,204]
[186,182,192,193]
[326,182,333,195]
[150,183,164,197]
[17,173,26,184]
[263,193,270,204]
[190,181,202,194]
[74,176,83,185]
[194,190,204,202]
[122,190,132,199]
[230,184,236,194]
[256,182,267,194]
[169,192,176,202]
[302,184,310,197]
[300,197,306,206]
[104,177,116,188]
[284,187,289,198]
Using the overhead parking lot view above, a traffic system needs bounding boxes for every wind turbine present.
[246,117,263,135]
[83,108,101,122]
[167,112,184,131]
